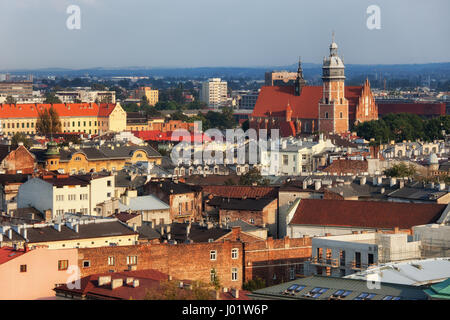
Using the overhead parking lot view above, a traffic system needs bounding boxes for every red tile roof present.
[290,199,445,229]
[132,130,210,142]
[0,247,26,265]
[378,103,446,117]
[323,159,369,174]
[251,85,364,119]
[202,185,278,199]
[0,103,117,118]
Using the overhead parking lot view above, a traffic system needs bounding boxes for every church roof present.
[251,85,364,120]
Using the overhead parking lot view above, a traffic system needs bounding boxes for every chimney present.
[207,222,213,229]
[439,183,446,191]
[111,278,123,289]
[430,182,435,189]
[22,227,27,240]
[132,279,139,288]
[7,229,12,240]
[389,177,397,187]
[74,224,79,233]
[302,180,308,189]
[53,224,61,232]
[98,276,112,286]
[168,275,173,281]
[380,187,385,194]
[231,288,239,299]
[360,177,366,185]
[314,180,321,191]
[126,277,134,285]
[398,180,404,189]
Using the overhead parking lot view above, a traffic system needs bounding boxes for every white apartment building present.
[17,174,116,219]
[56,90,116,104]
[275,135,335,176]
[309,232,421,278]
[200,78,228,108]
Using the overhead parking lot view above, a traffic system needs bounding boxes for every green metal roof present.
[249,275,428,300]
[424,278,450,300]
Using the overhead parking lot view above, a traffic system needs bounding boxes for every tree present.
[5,96,16,104]
[43,92,62,104]
[242,277,266,291]
[36,106,62,136]
[384,163,416,178]
[11,132,32,149]
[239,167,270,186]
[145,280,215,300]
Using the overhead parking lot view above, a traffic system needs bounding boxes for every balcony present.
[350,260,377,270]
[310,256,339,268]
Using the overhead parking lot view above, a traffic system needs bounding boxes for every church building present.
[250,37,378,136]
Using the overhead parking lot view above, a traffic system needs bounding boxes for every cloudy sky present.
[0,0,449,70]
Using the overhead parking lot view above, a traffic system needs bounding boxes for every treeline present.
[354,113,450,143]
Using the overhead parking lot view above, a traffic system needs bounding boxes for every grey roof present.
[387,187,448,201]
[137,224,161,240]
[119,195,170,212]
[249,275,428,300]
[25,221,136,243]
[207,196,275,211]
[39,144,161,162]
[227,219,266,232]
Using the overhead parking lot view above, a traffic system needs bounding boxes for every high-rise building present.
[200,78,228,108]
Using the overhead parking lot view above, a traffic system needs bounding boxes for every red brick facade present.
[77,234,312,290]
[0,145,35,174]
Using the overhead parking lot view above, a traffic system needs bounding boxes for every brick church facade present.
[250,38,378,136]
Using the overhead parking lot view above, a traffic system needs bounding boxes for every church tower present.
[318,34,349,133]
[294,57,307,96]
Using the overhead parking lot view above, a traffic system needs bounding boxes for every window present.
[58,260,69,271]
[80,194,88,200]
[107,192,111,198]
[75,156,81,161]
[210,250,217,261]
[383,295,401,300]
[127,256,137,265]
[231,268,238,281]
[249,218,255,224]
[108,256,115,266]
[354,293,376,300]
[20,264,27,273]
[307,287,329,298]
[231,248,238,259]
[107,180,111,187]
[283,155,288,165]
[83,260,90,268]
[332,289,352,299]
[289,267,296,280]
[210,269,216,282]
[340,112,343,119]
[68,194,76,201]
[56,195,64,201]
[325,112,329,119]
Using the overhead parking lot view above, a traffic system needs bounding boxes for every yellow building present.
[131,87,159,106]
[36,142,162,174]
[0,103,126,136]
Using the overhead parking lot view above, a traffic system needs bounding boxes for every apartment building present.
[309,232,421,277]
[17,173,116,218]
[0,102,126,136]
[200,78,228,108]
[129,87,159,106]
[56,90,116,104]
[0,80,33,101]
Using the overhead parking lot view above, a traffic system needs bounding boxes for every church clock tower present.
[318,34,349,133]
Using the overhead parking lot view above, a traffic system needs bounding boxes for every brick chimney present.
[231,226,241,240]
[111,278,123,289]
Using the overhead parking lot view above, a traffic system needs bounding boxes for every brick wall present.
[77,234,312,290]
[243,236,311,287]
[78,240,244,289]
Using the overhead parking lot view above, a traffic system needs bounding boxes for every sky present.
[0,0,449,70]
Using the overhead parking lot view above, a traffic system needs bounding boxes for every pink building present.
[0,246,78,300]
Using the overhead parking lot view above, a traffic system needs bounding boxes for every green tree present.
[145,280,215,300]
[242,277,266,291]
[5,95,16,104]
[43,92,62,104]
[384,163,416,178]
[11,132,32,149]
[36,106,62,135]
[239,167,270,186]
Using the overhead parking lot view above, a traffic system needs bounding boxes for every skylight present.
[354,292,376,300]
